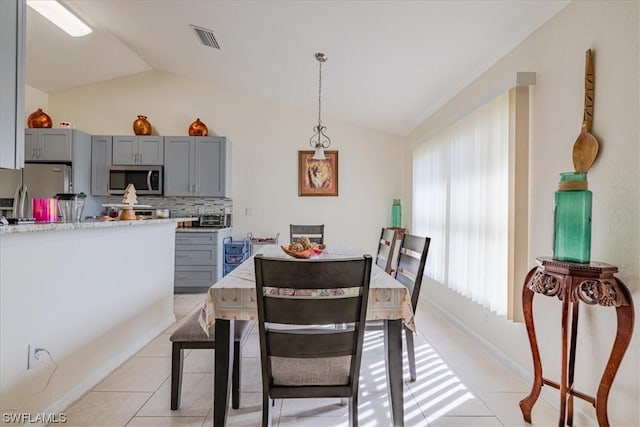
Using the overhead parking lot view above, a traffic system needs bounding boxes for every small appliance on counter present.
[197,214,229,228]
[32,198,57,222]
[56,193,86,223]
[133,210,154,218]
[0,198,14,218]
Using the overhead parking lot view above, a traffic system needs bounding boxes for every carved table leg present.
[519,267,542,423]
[559,278,571,427]
[567,299,580,426]
[595,279,635,427]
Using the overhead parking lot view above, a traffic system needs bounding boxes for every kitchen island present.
[0,218,194,418]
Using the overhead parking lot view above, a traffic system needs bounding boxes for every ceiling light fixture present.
[27,0,92,37]
[309,52,331,160]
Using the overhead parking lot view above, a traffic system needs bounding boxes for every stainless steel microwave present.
[108,166,163,195]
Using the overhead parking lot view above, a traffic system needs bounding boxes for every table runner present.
[199,245,414,333]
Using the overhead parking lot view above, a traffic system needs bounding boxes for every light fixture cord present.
[317,59,323,127]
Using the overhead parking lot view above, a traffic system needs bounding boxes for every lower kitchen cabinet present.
[174,228,232,293]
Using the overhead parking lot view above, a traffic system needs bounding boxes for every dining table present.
[198,244,415,426]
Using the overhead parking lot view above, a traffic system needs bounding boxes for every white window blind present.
[413,93,509,315]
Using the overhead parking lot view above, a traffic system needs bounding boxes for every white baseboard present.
[33,314,176,425]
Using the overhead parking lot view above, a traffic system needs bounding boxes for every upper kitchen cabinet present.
[25,129,74,162]
[164,136,231,197]
[112,135,163,165]
[0,0,25,169]
[91,135,112,196]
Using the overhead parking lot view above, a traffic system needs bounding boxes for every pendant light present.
[309,52,331,160]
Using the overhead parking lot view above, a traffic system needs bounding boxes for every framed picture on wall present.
[298,150,338,197]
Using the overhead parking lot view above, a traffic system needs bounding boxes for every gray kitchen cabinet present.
[0,0,25,169]
[164,136,231,197]
[174,228,232,293]
[25,129,73,162]
[112,135,163,165]
[91,135,112,195]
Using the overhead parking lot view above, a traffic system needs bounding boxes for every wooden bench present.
[169,311,252,410]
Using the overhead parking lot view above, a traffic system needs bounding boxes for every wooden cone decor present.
[119,184,138,220]
[121,184,138,205]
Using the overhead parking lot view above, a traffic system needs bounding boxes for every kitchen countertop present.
[0,217,197,235]
[175,227,232,233]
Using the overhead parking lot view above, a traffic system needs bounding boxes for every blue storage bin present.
[225,254,246,264]
[224,263,240,275]
[222,237,249,276]
[224,239,248,255]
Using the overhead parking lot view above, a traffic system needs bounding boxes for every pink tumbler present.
[32,198,58,222]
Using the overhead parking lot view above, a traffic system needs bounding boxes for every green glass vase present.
[391,199,401,228]
[553,172,592,263]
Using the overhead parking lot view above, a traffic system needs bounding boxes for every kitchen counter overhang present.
[0,217,197,234]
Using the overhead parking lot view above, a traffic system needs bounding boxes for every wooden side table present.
[519,257,634,427]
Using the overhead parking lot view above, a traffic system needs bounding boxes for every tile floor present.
[58,294,561,426]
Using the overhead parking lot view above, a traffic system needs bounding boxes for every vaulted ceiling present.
[25,0,569,136]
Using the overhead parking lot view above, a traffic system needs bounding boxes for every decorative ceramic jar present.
[27,108,52,128]
[188,118,208,136]
[553,172,592,263]
[133,115,152,135]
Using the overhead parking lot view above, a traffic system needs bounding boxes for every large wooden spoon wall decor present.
[572,49,599,173]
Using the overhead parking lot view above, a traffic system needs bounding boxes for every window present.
[413,93,510,315]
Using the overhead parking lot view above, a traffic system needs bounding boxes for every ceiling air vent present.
[190,25,220,49]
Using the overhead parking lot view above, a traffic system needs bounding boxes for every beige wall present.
[0,224,176,419]
[406,1,639,425]
[46,71,403,252]
[24,85,48,120]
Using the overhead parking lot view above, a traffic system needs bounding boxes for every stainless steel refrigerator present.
[0,163,71,218]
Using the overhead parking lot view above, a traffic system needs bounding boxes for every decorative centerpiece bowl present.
[281,241,325,259]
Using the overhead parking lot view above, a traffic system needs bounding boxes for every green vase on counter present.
[553,172,592,263]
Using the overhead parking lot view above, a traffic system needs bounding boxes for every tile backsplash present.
[100,196,232,218]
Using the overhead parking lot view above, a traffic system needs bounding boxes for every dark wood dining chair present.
[375,227,399,274]
[254,254,372,427]
[169,311,251,410]
[367,233,430,382]
[289,224,324,244]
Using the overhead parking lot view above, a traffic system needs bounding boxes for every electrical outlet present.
[27,344,45,370]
